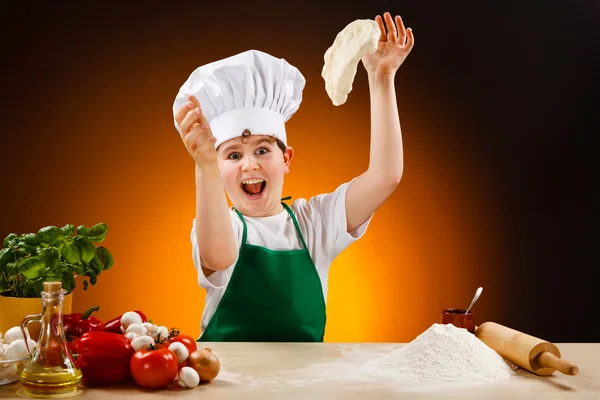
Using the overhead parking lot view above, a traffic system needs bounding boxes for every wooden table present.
[1,343,598,399]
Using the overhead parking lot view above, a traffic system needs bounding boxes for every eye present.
[256,147,268,155]
[228,152,241,160]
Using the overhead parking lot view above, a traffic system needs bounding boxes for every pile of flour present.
[362,323,516,385]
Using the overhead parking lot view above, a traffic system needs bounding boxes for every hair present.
[269,136,287,153]
[239,134,287,153]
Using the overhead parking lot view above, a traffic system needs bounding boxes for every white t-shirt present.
[190,180,372,333]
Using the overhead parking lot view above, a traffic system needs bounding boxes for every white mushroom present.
[124,332,138,342]
[177,366,200,388]
[168,342,189,365]
[0,362,17,378]
[142,322,157,334]
[126,323,147,337]
[3,326,25,344]
[155,326,169,341]
[120,311,143,330]
[131,336,155,351]
[5,339,35,361]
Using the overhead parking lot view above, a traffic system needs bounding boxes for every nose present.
[240,154,260,172]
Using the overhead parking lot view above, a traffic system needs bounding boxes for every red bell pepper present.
[104,310,148,334]
[63,306,104,337]
[67,336,80,355]
[76,331,134,386]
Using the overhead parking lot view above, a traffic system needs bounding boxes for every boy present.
[173,12,414,342]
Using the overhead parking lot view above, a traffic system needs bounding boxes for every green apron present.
[198,202,326,342]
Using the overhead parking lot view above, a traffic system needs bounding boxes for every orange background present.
[1,3,555,342]
[0,57,509,342]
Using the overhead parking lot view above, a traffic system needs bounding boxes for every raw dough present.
[322,19,380,106]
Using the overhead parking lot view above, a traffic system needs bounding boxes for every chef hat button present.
[242,129,251,137]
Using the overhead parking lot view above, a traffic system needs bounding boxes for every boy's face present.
[217,135,293,217]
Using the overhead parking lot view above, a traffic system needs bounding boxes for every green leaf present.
[74,237,95,263]
[61,243,81,264]
[72,262,84,275]
[87,223,108,242]
[89,255,103,276]
[37,247,52,260]
[61,224,76,237]
[95,247,114,270]
[76,225,89,236]
[44,274,62,283]
[17,242,37,256]
[0,249,9,289]
[82,280,88,290]
[0,248,13,267]
[61,270,72,292]
[33,280,44,297]
[39,247,59,270]
[6,262,18,276]
[15,247,30,258]
[66,270,76,292]
[22,233,41,246]
[3,233,18,248]
[18,257,45,279]
[80,260,90,275]
[38,226,63,245]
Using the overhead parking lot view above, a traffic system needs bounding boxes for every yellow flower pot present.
[0,293,73,342]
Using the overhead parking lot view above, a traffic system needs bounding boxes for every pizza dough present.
[321,19,380,106]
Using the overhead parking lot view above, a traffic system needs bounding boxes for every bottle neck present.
[40,289,65,331]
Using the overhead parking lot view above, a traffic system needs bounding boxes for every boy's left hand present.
[362,12,415,77]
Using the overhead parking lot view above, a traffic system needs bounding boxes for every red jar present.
[441,308,475,333]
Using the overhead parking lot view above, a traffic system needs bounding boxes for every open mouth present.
[241,179,266,197]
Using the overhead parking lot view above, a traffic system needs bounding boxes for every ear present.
[283,146,294,173]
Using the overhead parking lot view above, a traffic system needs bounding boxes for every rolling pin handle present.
[537,351,579,376]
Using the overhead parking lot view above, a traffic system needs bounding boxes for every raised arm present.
[175,95,238,275]
[345,12,415,232]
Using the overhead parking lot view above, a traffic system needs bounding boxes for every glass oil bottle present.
[20,281,82,395]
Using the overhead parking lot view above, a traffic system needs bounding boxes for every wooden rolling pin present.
[475,321,579,376]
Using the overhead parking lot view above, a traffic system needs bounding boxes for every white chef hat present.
[173,49,305,149]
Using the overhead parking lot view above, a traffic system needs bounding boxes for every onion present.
[187,348,220,381]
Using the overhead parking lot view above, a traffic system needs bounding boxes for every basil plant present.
[0,223,114,298]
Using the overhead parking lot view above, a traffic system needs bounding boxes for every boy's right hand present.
[174,94,218,167]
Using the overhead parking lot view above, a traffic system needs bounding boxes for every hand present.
[362,12,415,77]
[174,95,218,167]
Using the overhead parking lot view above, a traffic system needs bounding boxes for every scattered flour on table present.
[361,323,516,386]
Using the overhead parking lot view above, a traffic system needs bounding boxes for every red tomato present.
[168,334,197,356]
[157,341,171,350]
[130,348,178,389]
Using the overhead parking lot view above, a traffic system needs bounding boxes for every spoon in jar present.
[465,287,483,315]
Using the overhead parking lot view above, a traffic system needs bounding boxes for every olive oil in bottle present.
[20,281,82,395]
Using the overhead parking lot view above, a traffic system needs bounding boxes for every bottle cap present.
[43,281,63,293]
